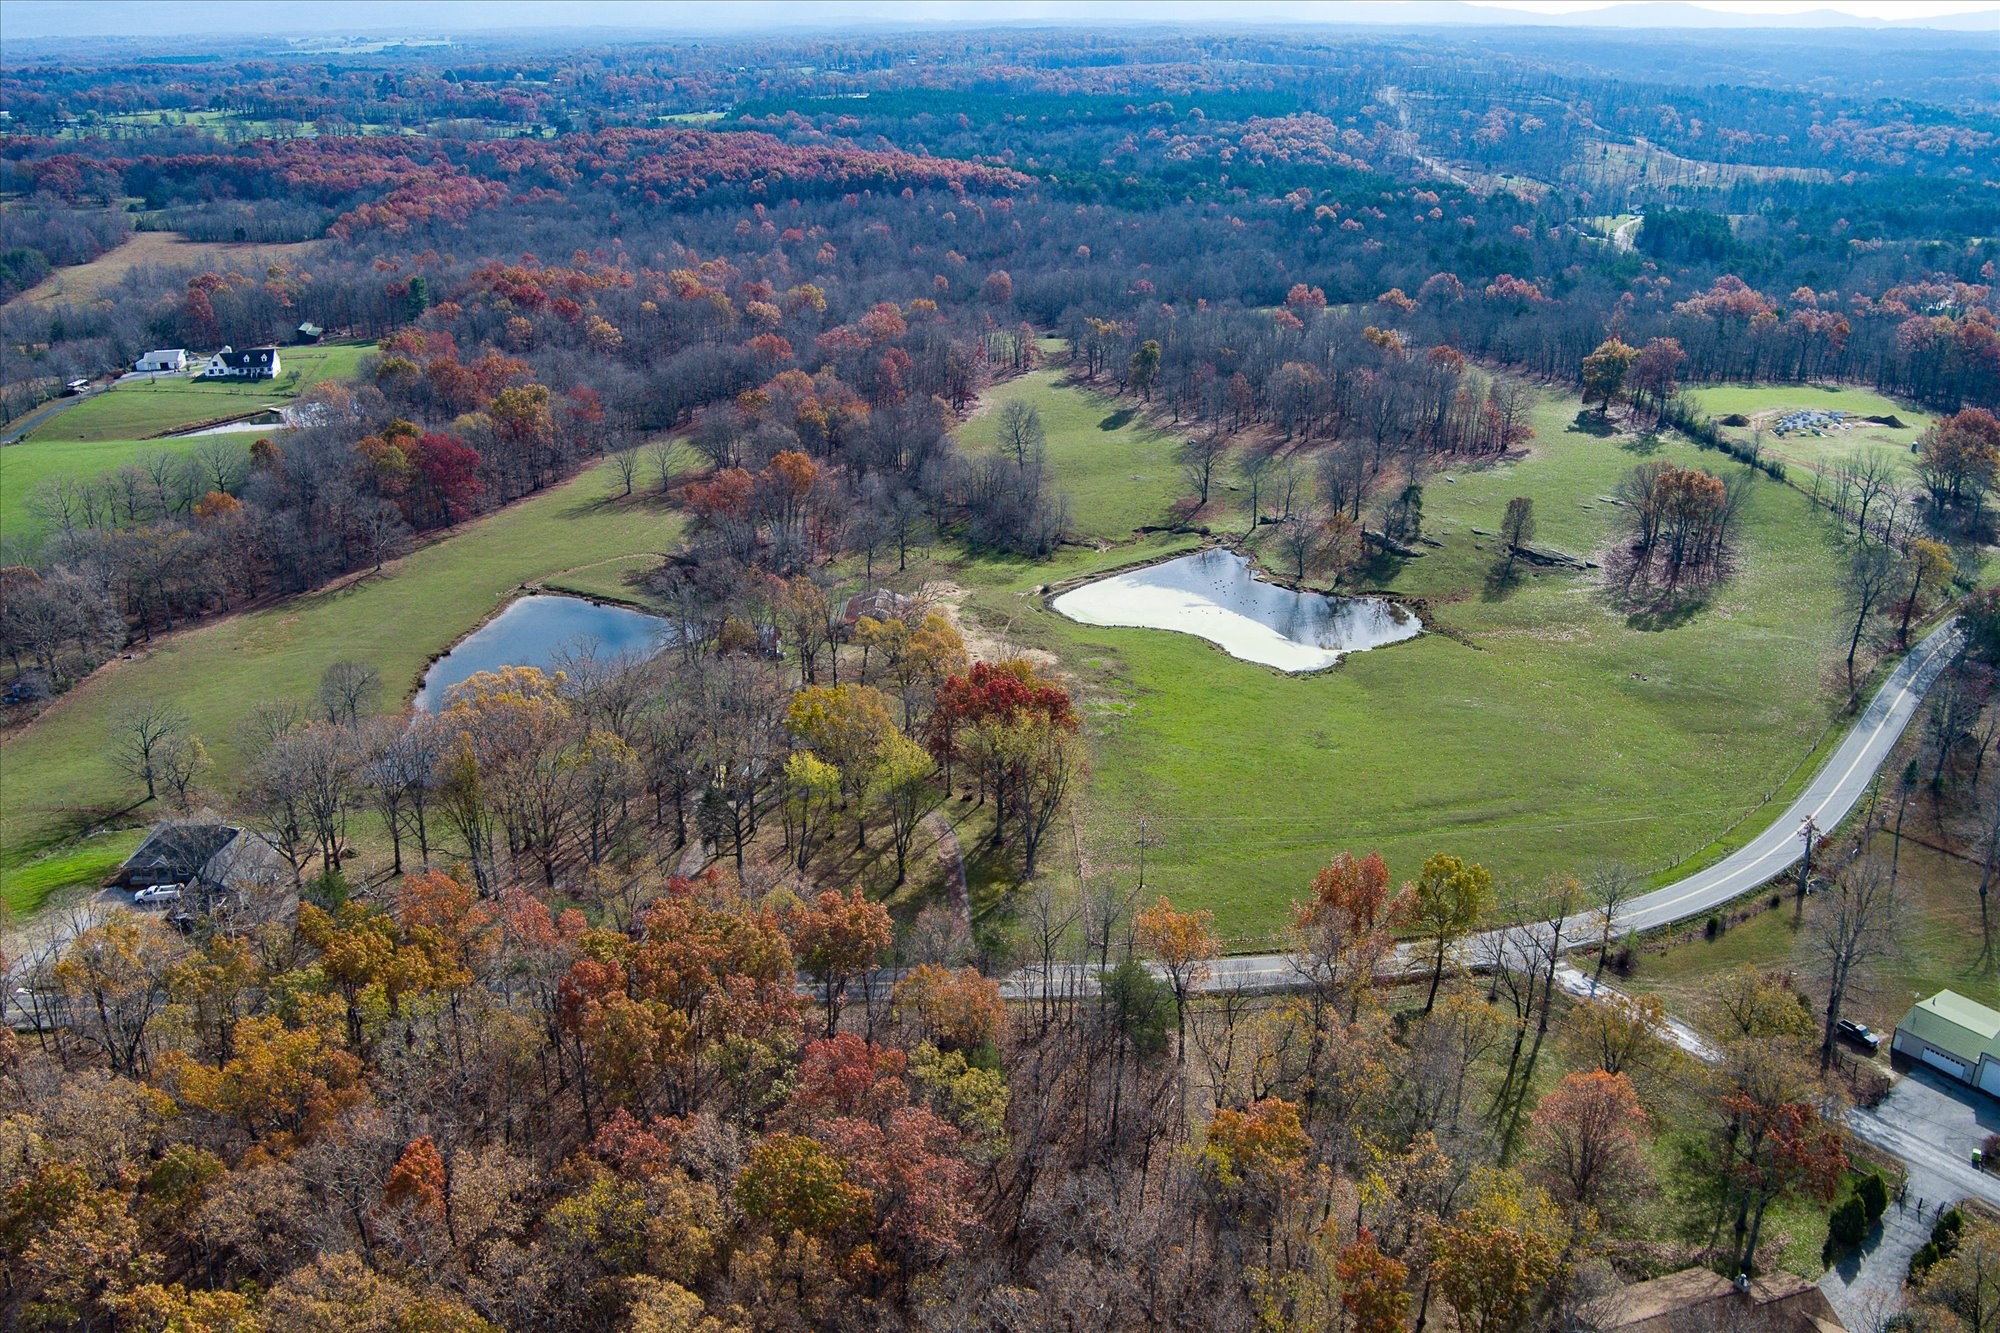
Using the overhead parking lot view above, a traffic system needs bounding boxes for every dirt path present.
[926,811,971,930]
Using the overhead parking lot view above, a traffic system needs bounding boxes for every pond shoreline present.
[1047,547,1423,675]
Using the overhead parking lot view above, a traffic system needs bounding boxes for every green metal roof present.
[1898,990,2000,1066]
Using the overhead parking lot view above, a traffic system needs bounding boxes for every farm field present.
[1688,382,1935,482]
[1,434,230,547]
[946,377,1863,942]
[7,229,319,308]
[26,340,371,443]
[0,459,682,915]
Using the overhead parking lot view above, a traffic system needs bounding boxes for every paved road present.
[1001,618,1963,999]
[0,391,85,444]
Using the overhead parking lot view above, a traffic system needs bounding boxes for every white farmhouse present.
[199,346,282,380]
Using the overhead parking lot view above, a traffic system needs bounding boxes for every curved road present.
[1003,618,1964,997]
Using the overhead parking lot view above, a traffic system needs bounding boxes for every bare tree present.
[1807,858,1901,1073]
[1273,506,1330,583]
[611,446,640,497]
[1237,448,1275,529]
[1177,432,1230,509]
[1587,861,1637,990]
[113,701,191,803]
[643,437,681,493]
[995,400,1045,467]
[317,660,382,728]
[1841,543,1899,689]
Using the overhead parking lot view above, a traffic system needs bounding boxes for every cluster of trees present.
[3,824,1913,1330]
[1612,460,1740,592]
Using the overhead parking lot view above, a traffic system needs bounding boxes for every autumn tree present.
[1334,1227,1410,1333]
[1581,337,1639,417]
[1289,850,1409,1023]
[1136,894,1218,1061]
[1428,1168,1571,1333]
[1718,1056,1849,1274]
[786,887,893,1037]
[1899,537,1954,646]
[1410,853,1493,1014]
[1528,1070,1650,1222]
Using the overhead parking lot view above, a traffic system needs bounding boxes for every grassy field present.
[3,435,228,546]
[2,342,372,549]
[1687,383,1935,484]
[0,460,682,915]
[945,376,1864,942]
[960,369,1190,539]
[27,341,371,443]
[8,230,319,308]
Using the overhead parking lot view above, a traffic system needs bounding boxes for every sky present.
[2,0,1995,40]
[1468,0,1994,14]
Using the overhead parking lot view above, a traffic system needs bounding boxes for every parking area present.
[1824,1064,2000,1327]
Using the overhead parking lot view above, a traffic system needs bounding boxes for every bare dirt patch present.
[926,579,1059,672]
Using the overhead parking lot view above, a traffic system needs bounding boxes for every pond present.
[1050,549,1420,672]
[415,594,675,710]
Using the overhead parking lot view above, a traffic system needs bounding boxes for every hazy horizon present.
[2,0,1996,44]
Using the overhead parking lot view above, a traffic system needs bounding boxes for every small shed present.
[1892,990,2000,1094]
[294,322,324,344]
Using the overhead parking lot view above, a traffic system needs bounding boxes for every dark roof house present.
[840,588,915,629]
[200,346,281,380]
[1580,1268,1846,1333]
[113,819,291,924]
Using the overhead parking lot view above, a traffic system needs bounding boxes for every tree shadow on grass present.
[1625,594,1709,632]
[1621,429,1668,457]
[1481,556,1524,602]
[1571,409,1620,438]
[1600,543,1714,630]
[1355,547,1407,586]
[1098,408,1137,431]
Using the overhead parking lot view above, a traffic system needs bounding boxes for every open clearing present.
[0,370,1893,941]
[951,375,1862,942]
[1,342,372,547]
[8,230,319,309]
[26,341,370,443]
[1688,382,1935,483]
[0,460,682,915]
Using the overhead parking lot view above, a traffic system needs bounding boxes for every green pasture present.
[960,369,1189,539]
[947,384,1865,942]
[1,435,237,548]
[27,341,371,444]
[1687,382,1934,484]
[0,460,682,915]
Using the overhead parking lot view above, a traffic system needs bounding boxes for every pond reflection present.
[1050,549,1419,672]
[415,595,674,709]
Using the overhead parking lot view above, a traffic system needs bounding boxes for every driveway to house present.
[1001,618,1964,1000]
[1822,1065,2000,1327]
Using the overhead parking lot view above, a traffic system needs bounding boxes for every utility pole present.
[1136,817,1151,893]
[1795,815,1820,922]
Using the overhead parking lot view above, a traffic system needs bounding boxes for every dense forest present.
[3,17,2000,1333]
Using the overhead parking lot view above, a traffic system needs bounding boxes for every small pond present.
[415,594,674,710]
[1050,549,1420,672]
